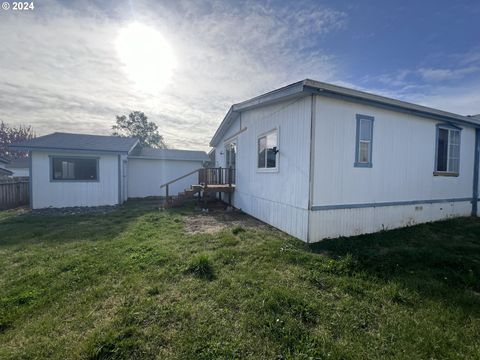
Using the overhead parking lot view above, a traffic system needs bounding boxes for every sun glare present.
[116,23,176,93]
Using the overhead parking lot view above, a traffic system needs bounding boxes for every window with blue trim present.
[354,115,374,167]
[435,126,461,174]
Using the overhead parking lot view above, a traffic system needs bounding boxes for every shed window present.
[258,130,278,170]
[354,115,374,167]
[435,127,460,175]
[51,157,98,181]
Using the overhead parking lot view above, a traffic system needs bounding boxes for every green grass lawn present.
[1,202,479,359]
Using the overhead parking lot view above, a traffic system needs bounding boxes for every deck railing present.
[198,167,235,186]
[160,167,235,199]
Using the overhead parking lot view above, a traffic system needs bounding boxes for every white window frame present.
[434,124,461,176]
[257,128,279,173]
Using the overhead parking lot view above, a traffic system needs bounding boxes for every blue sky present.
[0,0,479,150]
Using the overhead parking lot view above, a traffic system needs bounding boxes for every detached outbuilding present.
[210,79,480,242]
[11,132,209,209]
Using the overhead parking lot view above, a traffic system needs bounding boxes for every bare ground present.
[184,208,267,234]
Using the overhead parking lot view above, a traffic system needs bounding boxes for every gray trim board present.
[473,129,480,216]
[354,114,374,168]
[311,197,472,211]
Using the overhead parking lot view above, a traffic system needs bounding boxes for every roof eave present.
[8,145,130,155]
[210,81,307,147]
[303,84,480,128]
[128,155,209,162]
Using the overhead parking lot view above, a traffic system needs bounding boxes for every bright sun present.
[116,23,176,93]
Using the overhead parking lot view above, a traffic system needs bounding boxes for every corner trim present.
[29,151,33,209]
[306,95,317,243]
[473,129,480,216]
[118,155,121,205]
[311,197,472,211]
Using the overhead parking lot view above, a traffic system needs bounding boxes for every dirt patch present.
[184,209,267,234]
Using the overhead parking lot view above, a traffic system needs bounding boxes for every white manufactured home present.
[11,132,209,209]
[210,79,480,242]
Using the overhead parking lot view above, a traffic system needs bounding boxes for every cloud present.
[418,66,479,82]
[358,50,480,115]
[0,0,347,150]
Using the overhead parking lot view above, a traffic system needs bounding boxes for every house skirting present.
[308,199,472,242]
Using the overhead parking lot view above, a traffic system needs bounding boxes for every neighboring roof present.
[5,158,29,169]
[10,132,139,154]
[0,167,13,176]
[0,156,9,164]
[129,148,209,162]
[210,79,480,146]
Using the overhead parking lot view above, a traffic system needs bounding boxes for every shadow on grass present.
[309,217,480,312]
[0,201,160,247]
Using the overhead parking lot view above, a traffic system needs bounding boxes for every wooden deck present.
[193,184,235,193]
[161,167,236,207]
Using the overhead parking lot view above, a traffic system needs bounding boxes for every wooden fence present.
[0,179,29,210]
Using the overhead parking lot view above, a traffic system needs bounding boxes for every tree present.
[0,121,35,159]
[112,111,166,148]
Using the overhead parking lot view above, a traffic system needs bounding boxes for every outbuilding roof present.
[129,148,209,162]
[10,132,139,154]
[0,167,13,176]
[5,158,29,169]
[210,79,480,147]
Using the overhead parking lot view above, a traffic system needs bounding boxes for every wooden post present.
[166,184,169,203]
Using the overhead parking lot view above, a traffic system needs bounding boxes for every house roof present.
[129,148,209,162]
[210,79,480,147]
[5,158,29,169]
[10,132,139,154]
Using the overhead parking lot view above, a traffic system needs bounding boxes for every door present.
[225,141,236,184]
[225,141,236,169]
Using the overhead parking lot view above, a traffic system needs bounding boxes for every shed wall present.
[31,151,119,209]
[127,158,203,198]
